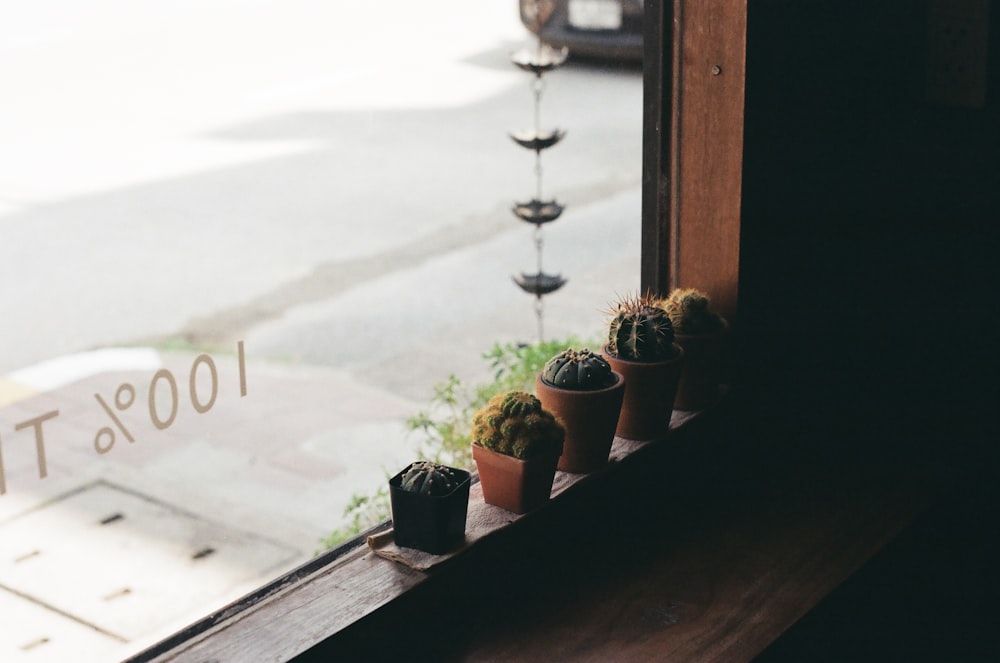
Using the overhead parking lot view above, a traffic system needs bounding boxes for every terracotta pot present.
[601,344,684,441]
[472,444,558,514]
[389,463,471,554]
[673,317,730,411]
[535,371,625,473]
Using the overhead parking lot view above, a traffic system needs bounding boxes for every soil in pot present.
[535,372,625,473]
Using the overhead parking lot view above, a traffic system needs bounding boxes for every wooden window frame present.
[642,0,745,321]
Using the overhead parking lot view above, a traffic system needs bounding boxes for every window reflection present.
[0,2,641,658]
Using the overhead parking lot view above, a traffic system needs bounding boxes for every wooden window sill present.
[130,396,932,662]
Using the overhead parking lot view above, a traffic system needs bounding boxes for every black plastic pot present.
[389,463,471,554]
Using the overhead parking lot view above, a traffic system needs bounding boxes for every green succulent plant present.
[398,461,464,497]
[658,288,724,335]
[472,391,564,460]
[541,348,616,390]
[606,293,678,361]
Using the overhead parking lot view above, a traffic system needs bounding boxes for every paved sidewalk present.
[0,185,642,661]
[0,347,425,660]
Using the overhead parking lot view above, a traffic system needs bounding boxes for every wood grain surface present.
[293,404,931,663]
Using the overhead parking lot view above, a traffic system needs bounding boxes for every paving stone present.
[0,481,298,643]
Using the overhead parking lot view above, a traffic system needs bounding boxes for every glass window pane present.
[0,2,641,658]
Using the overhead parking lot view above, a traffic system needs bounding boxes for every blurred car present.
[519,0,643,62]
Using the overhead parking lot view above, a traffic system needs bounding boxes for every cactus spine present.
[607,293,678,361]
[541,348,615,390]
[472,391,564,460]
[399,461,463,497]
[658,288,724,335]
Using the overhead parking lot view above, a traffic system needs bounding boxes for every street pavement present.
[0,4,642,659]
[0,184,642,662]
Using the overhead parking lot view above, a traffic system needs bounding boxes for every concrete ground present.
[0,4,642,659]
[0,184,641,661]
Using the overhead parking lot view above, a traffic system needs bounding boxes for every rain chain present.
[509,22,569,342]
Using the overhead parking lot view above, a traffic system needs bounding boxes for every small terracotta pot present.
[472,444,559,514]
[602,344,684,441]
[673,318,730,411]
[535,372,625,473]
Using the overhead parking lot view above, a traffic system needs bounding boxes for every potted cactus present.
[602,293,684,441]
[389,461,471,554]
[535,348,625,473]
[471,390,565,513]
[658,288,730,411]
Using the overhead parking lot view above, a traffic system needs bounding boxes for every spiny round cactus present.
[541,348,616,390]
[606,293,678,361]
[498,390,541,419]
[399,461,463,497]
[472,391,564,460]
[658,288,724,335]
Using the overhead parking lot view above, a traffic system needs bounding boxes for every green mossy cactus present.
[606,293,679,362]
[398,461,463,497]
[658,288,724,335]
[472,391,564,460]
[541,348,616,390]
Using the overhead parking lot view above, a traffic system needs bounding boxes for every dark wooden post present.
[640,0,674,297]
